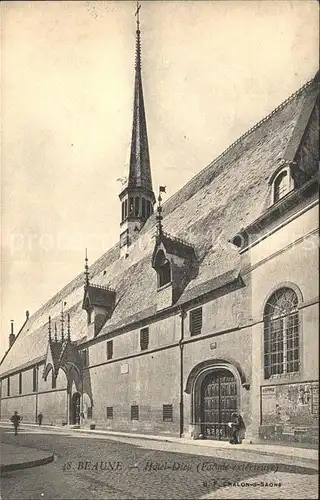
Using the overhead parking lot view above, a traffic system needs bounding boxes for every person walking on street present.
[37,412,43,426]
[10,411,21,435]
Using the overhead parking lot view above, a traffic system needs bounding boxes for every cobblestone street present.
[1,425,318,499]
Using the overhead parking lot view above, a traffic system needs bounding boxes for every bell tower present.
[119,2,156,257]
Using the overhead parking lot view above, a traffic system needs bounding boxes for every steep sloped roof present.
[1,75,318,376]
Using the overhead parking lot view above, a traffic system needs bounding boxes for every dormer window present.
[270,165,294,204]
[154,250,171,288]
[274,170,289,202]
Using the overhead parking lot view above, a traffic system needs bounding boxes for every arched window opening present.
[142,198,146,218]
[147,200,151,218]
[134,197,140,217]
[121,201,125,222]
[264,287,299,379]
[129,197,134,216]
[155,250,171,288]
[274,171,289,202]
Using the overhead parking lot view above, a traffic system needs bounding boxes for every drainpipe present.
[81,371,84,426]
[178,307,186,438]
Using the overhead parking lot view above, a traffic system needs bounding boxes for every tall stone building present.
[0,11,319,444]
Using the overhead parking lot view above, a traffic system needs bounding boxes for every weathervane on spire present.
[135,1,141,31]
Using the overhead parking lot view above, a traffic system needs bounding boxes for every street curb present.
[71,429,319,464]
[1,422,317,465]
[0,453,55,474]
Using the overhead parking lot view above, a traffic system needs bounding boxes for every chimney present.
[9,320,15,347]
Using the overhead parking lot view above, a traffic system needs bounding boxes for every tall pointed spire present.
[128,1,154,193]
[118,1,156,257]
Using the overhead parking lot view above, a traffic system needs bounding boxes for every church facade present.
[0,14,319,445]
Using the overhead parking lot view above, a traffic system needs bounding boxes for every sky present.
[1,0,319,358]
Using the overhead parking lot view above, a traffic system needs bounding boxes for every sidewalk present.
[0,442,54,473]
[3,421,317,463]
[71,427,319,462]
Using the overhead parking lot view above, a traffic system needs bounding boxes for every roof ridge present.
[161,77,314,210]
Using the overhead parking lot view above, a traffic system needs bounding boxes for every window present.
[87,407,93,419]
[52,372,56,389]
[274,170,289,202]
[81,349,89,367]
[163,404,173,422]
[129,197,134,216]
[106,406,113,419]
[189,307,203,336]
[7,377,10,397]
[142,198,146,218]
[140,327,149,351]
[19,372,22,394]
[264,287,299,379]
[134,197,140,217]
[120,229,129,248]
[33,367,37,392]
[124,199,128,218]
[154,250,171,288]
[147,200,151,218]
[131,405,139,420]
[107,340,113,360]
[121,201,125,221]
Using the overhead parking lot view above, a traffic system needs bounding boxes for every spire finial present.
[84,248,90,288]
[156,186,166,237]
[67,314,71,341]
[54,323,58,342]
[48,316,52,341]
[135,1,141,70]
[61,302,65,342]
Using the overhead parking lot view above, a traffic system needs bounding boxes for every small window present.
[107,340,113,360]
[106,406,113,419]
[274,170,289,202]
[87,407,93,419]
[33,367,37,392]
[134,197,140,217]
[19,372,23,394]
[81,349,89,367]
[131,405,139,420]
[121,201,125,221]
[146,200,151,217]
[124,199,128,218]
[7,377,10,397]
[155,250,171,288]
[163,404,173,422]
[52,372,56,389]
[120,229,129,248]
[142,198,146,218]
[190,307,203,336]
[140,327,149,351]
[129,197,134,216]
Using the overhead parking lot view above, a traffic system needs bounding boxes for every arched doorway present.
[71,392,81,425]
[200,369,237,440]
